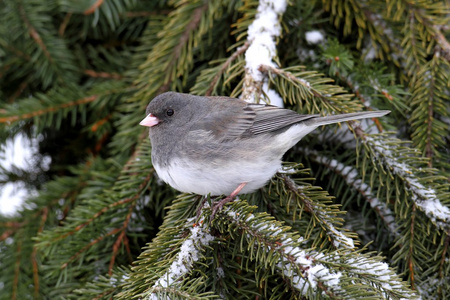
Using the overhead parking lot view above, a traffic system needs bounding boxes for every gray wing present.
[247,104,317,135]
[199,97,316,139]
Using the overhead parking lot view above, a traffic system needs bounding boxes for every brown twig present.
[58,12,72,37]
[108,203,136,275]
[0,95,98,123]
[84,0,104,15]
[61,227,122,269]
[125,10,171,17]
[31,207,48,298]
[438,235,450,296]
[84,69,123,80]
[53,192,139,243]
[19,2,51,60]
[12,240,22,300]
[205,42,249,96]
[7,80,28,103]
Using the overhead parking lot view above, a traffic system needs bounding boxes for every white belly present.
[153,156,280,196]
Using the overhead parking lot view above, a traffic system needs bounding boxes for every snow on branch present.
[365,135,450,232]
[279,173,356,249]
[304,149,400,237]
[324,253,419,299]
[221,203,415,298]
[242,0,287,106]
[224,205,343,297]
[146,216,214,299]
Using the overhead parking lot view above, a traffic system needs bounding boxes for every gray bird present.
[140,92,389,204]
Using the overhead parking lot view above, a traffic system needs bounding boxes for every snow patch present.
[245,0,287,82]
[148,218,214,298]
[305,30,325,44]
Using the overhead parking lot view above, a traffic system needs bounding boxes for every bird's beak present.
[139,114,160,127]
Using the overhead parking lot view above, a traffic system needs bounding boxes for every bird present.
[140,92,389,212]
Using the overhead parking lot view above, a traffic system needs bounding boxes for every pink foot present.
[211,182,247,219]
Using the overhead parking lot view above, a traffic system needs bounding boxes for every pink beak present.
[139,114,160,127]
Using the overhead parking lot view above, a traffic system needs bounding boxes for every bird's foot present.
[211,182,247,219]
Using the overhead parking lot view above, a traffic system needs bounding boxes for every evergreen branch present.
[92,288,115,300]
[218,203,342,298]
[18,1,51,61]
[364,134,450,233]
[149,285,217,300]
[84,0,104,15]
[157,2,209,94]
[432,25,450,61]
[58,12,72,36]
[439,235,450,283]
[205,42,249,96]
[409,53,449,166]
[0,43,31,61]
[146,215,214,297]
[61,227,123,270]
[398,0,450,62]
[323,253,418,299]
[0,95,97,124]
[216,202,415,298]
[109,202,136,275]
[7,80,29,103]
[124,11,171,18]
[305,149,399,237]
[132,0,220,102]
[279,173,356,249]
[12,239,22,300]
[260,64,362,114]
[31,207,48,299]
[408,204,417,289]
[84,69,123,79]
[49,168,151,243]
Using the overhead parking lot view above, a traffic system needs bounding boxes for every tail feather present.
[304,110,390,127]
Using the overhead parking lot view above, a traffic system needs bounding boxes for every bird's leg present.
[211,182,247,218]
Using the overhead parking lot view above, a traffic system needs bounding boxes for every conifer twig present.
[0,95,98,123]
[31,207,48,298]
[157,2,209,94]
[84,0,104,15]
[12,240,22,300]
[84,69,123,80]
[109,203,136,275]
[205,42,249,96]
[18,2,51,60]
[305,150,399,236]
[58,12,72,37]
[279,173,356,249]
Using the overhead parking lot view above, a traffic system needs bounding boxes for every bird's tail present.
[304,110,390,127]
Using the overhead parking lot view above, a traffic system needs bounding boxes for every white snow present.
[366,136,450,231]
[148,217,214,298]
[262,82,284,107]
[244,0,287,98]
[305,30,324,45]
[0,133,51,216]
[226,207,343,295]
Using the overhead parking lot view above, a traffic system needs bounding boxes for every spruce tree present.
[0,0,449,299]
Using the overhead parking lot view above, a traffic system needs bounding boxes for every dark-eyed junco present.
[140,92,389,203]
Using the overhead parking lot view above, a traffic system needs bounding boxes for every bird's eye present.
[166,109,174,116]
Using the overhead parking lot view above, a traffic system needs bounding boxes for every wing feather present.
[202,97,315,139]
